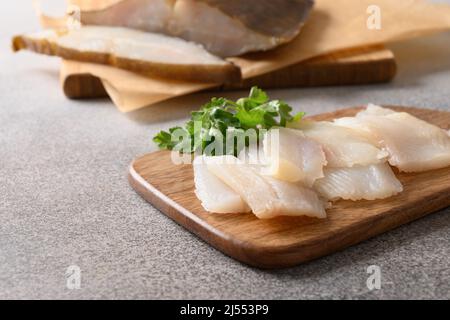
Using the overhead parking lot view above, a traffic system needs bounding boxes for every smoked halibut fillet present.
[289,120,388,168]
[79,0,314,57]
[262,128,327,187]
[206,155,326,219]
[314,163,403,201]
[193,156,250,213]
[12,26,241,83]
[335,105,450,172]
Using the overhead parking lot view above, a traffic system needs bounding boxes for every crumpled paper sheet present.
[55,0,450,112]
[61,60,212,111]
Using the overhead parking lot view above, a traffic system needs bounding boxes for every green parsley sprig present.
[153,87,305,155]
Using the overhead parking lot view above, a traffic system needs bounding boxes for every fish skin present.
[314,163,403,201]
[335,105,450,172]
[80,0,174,34]
[196,0,313,38]
[206,155,326,219]
[80,0,314,57]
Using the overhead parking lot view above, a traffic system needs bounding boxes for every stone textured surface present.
[0,1,449,299]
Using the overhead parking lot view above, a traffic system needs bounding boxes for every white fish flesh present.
[12,26,240,83]
[79,0,315,57]
[193,156,250,213]
[335,105,450,172]
[357,104,396,117]
[206,155,326,219]
[314,163,403,201]
[262,128,327,186]
[289,120,388,167]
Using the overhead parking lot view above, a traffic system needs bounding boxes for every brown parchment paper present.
[60,60,212,112]
[55,0,450,112]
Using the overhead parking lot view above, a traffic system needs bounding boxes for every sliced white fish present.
[264,177,327,219]
[263,128,327,187]
[289,120,388,167]
[206,155,326,219]
[314,163,403,201]
[193,156,250,213]
[12,26,240,83]
[357,103,396,117]
[335,105,450,172]
[79,0,314,57]
[237,142,267,168]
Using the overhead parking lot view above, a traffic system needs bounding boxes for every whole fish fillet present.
[335,105,450,172]
[12,26,241,83]
[79,0,315,57]
[206,155,326,219]
[289,120,388,167]
[263,128,327,187]
[193,156,250,213]
[314,163,403,201]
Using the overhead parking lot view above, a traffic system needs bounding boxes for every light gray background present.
[0,1,449,299]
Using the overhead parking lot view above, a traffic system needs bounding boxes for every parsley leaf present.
[153,87,305,155]
[153,127,182,150]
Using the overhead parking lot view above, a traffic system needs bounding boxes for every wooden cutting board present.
[62,46,396,99]
[128,106,450,269]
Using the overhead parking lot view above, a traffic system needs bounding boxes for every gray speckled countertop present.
[0,1,449,300]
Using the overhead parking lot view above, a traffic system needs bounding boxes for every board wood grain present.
[62,46,396,99]
[128,106,450,268]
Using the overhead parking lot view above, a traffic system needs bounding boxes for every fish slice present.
[79,0,314,57]
[12,26,241,83]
